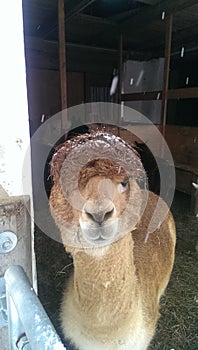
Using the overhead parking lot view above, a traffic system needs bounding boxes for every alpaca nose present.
[84,201,115,224]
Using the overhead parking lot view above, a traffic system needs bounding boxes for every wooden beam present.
[161,14,173,126]
[143,22,198,58]
[121,87,198,101]
[65,0,97,22]
[73,13,115,26]
[168,87,198,99]
[58,0,67,129]
[122,91,162,101]
[41,1,97,39]
[117,34,123,127]
[118,34,123,105]
[121,0,198,33]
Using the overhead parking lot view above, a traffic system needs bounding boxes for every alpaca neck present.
[71,234,139,338]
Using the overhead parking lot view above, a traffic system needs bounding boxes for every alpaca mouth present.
[83,234,113,246]
[90,236,109,243]
[80,218,119,246]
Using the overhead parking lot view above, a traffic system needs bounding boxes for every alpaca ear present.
[50,154,59,183]
[50,146,68,183]
[192,182,198,190]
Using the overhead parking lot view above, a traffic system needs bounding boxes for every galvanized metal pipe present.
[5,265,66,350]
[5,289,28,350]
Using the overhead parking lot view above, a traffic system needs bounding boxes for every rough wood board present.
[0,196,32,279]
[121,87,198,101]
[164,125,198,166]
[0,196,32,350]
[26,68,61,133]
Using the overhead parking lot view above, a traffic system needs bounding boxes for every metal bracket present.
[16,334,30,350]
[0,277,8,328]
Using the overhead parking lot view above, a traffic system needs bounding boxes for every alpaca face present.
[79,174,130,246]
[50,159,144,251]
[78,171,143,251]
[49,133,147,251]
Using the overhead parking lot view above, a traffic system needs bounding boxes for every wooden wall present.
[26,69,85,134]
[67,72,84,107]
[25,36,117,134]
[163,125,198,167]
[25,36,117,74]
[26,68,61,134]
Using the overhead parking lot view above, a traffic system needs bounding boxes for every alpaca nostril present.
[84,205,115,224]
[84,210,96,222]
[104,207,114,221]
[84,209,105,224]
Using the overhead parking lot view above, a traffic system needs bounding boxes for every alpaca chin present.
[79,218,119,247]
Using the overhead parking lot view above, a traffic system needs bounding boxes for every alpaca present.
[49,131,176,350]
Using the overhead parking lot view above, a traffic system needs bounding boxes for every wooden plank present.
[161,14,173,127]
[168,87,198,99]
[26,68,61,134]
[162,125,198,167]
[121,87,198,101]
[0,196,32,279]
[121,91,162,101]
[58,0,67,130]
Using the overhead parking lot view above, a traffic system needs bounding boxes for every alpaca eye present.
[119,181,129,193]
[121,181,128,188]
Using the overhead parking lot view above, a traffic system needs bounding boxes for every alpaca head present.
[49,132,148,254]
[78,158,144,247]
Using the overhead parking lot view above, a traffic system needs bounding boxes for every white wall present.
[123,58,164,124]
[0,1,32,198]
[0,1,36,288]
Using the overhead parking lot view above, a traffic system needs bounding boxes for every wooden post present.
[117,34,123,127]
[118,34,123,105]
[58,0,67,131]
[161,14,173,129]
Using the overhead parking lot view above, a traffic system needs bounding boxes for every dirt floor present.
[35,191,198,350]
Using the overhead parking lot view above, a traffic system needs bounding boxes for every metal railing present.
[4,265,66,350]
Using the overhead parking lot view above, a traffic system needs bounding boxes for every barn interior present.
[22,1,198,349]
